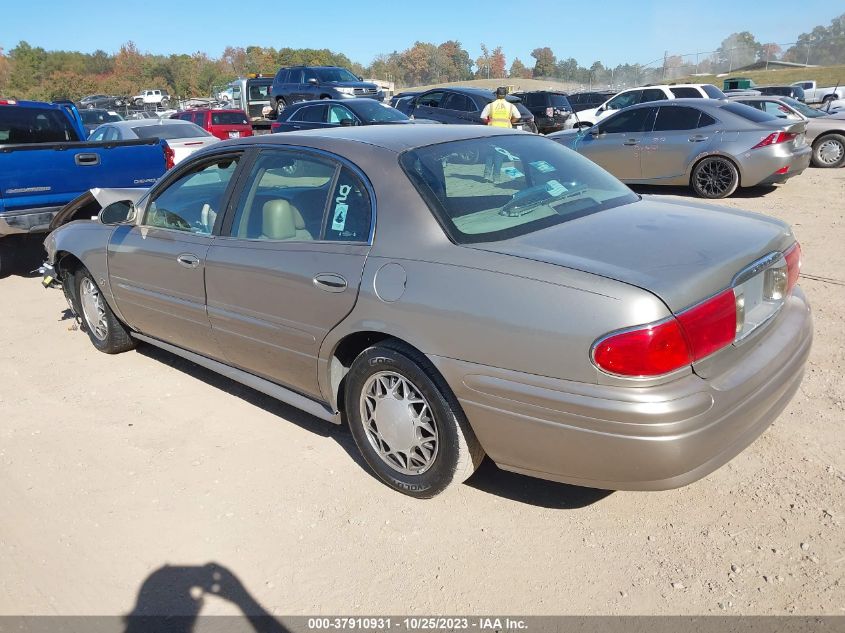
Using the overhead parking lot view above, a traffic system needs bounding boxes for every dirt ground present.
[0,169,843,617]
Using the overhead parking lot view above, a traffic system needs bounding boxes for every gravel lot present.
[0,169,843,617]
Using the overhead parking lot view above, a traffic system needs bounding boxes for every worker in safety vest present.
[480,87,520,127]
[481,87,520,181]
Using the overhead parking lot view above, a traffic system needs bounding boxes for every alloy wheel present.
[80,277,108,341]
[695,159,735,197]
[360,371,439,475]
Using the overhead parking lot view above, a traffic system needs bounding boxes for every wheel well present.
[320,94,332,100]
[689,154,743,188]
[55,251,84,279]
[329,332,425,416]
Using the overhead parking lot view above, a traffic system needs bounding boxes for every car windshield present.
[211,112,249,125]
[353,101,408,122]
[315,68,360,83]
[549,94,571,109]
[80,110,123,124]
[400,135,638,244]
[781,97,825,118]
[131,123,212,139]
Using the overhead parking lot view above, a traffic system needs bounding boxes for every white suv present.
[569,84,725,128]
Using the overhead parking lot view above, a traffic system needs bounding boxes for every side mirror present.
[307,78,318,85]
[98,200,134,225]
[589,128,602,138]
[339,118,356,127]
[596,107,605,115]
[357,75,364,81]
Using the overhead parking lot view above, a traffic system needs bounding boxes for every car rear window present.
[351,100,409,122]
[549,94,572,109]
[131,123,212,139]
[0,106,80,143]
[669,87,702,98]
[211,112,249,125]
[400,135,637,244]
[702,85,727,99]
[721,102,778,123]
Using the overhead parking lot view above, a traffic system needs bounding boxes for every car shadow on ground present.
[124,562,287,633]
[135,344,611,509]
[631,184,780,199]
[0,236,45,279]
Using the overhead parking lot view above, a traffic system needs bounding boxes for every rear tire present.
[811,133,845,168]
[274,98,287,117]
[344,341,484,498]
[691,156,739,199]
[74,268,135,354]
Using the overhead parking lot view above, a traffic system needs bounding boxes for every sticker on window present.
[530,160,555,173]
[332,183,352,232]
[502,167,524,179]
[545,179,568,197]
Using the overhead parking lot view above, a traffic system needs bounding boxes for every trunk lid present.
[469,196,793,312]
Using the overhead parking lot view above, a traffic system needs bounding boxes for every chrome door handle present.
[688,135,709,142]
[176,253,200,268]
[623,138,639,146]
[313,273,347,293]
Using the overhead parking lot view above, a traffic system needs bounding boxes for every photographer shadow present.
[124,563,287,633]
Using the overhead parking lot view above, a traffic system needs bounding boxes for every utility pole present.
[805,38,812,65]
[662,50,668,81]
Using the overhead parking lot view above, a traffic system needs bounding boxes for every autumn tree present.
[716,32,762,70]
[490,46,506,79]
[530,47,556,78]
[509,58,531,79]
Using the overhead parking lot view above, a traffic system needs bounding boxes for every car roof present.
[213,124,523,154]
[513,90,569,95]
[112,118,195,128]
[622,97,729,111]
[178,108,246,114]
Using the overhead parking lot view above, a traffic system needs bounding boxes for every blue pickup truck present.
[0,98,169,275]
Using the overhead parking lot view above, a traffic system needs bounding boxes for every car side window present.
[443,93,472,112]
[669,87,702,98]
[302,68,318,83]
[598,107,652,134]
[89,128,105,141]
[652,106,702,131]
[294,105,328,123]
[104,127,119,141]
[640,88,669,104]
[418,92,444,108]
[328,105,355,124]
[606,90,641,111]
[145,156,240,235]
[762,101,792,118]
[228,150,336,241]
[323,167,372,242]
[697,112,717,127]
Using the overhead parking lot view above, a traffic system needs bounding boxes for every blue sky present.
[0,0,837,69]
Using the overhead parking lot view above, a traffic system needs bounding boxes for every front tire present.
[345,342,483,498]
[691,156,739,199]
[74,268,135,354]
[811,133,845,168]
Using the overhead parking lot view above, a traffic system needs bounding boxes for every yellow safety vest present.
[488,99,514,128]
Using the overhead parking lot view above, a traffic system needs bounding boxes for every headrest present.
[262,199,305,240]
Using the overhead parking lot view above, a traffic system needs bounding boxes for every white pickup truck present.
[132,89,170,107]
[791,81,843,105]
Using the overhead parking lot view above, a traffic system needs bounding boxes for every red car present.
[171,108,253,140]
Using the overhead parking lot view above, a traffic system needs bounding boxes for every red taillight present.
[0,99,17,105]
[775,166,789,175]
[163,142,175,170]
[593,318,691,377]
[676,289,737,361]
[593,289,737,377]
[751,131,796,150]
[784,242,801,294]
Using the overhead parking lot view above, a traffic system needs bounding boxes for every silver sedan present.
[88,119,219,165]
[43,126,811,497]
[550,99,812,198]
[729,95,845,168]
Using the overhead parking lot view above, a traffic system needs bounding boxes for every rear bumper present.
[741,144,812,187]
[430,288,812,490]
[0,207,60,236]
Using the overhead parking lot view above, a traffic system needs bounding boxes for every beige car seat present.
[261,199,313,240]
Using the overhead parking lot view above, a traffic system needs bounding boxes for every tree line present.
[1,12,842,101]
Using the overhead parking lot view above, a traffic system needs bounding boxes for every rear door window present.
[0,106,80,143]
[640,88,669,104]
[442,93,472,112]
[652,106,702,131]
[323,167,372,242]
[418,92,444,108]
[293,105,328,123]
[669,87,702,98]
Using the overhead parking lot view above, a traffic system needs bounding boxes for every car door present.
[440,92,481,125]
[284,104,329,131]
[300,68,320,101]
[411,91,445,122]
[578,106,654,180]
[641,105,716,181]
[107,152,244,359]
[205,148,374,399]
